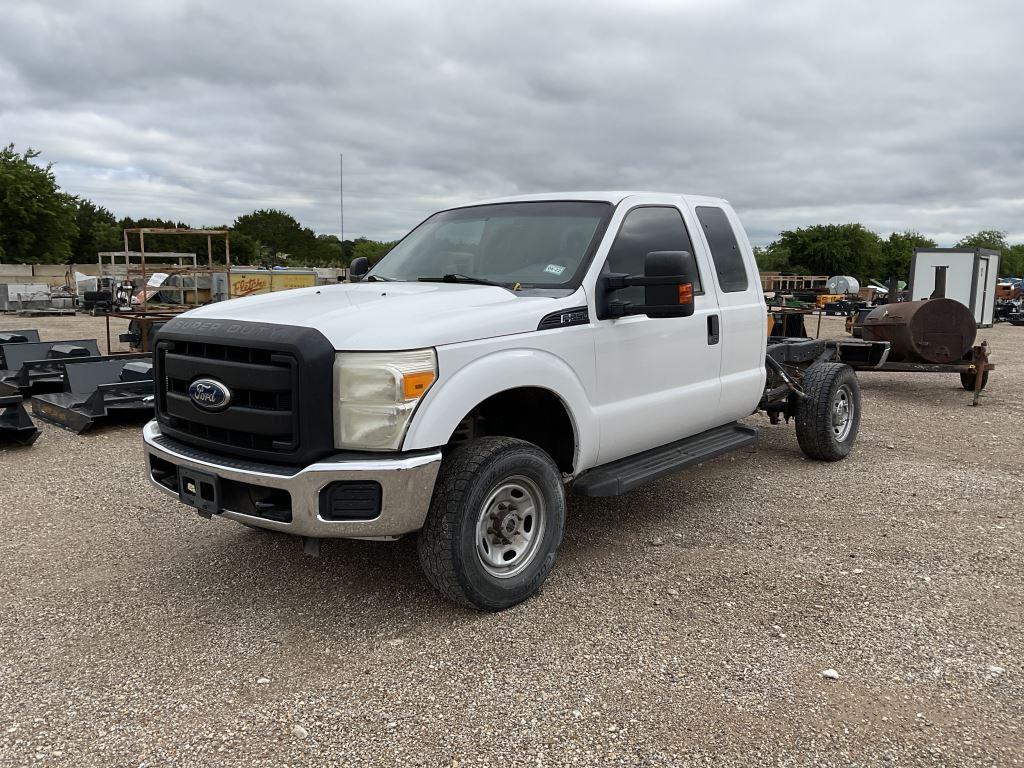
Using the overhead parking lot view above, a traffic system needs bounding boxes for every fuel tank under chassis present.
[861,298,976,364]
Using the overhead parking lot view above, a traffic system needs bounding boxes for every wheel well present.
[448,387,576,473]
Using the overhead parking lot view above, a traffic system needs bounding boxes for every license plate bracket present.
[178,468,222,518]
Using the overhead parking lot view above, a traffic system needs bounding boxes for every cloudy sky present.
[2,0,1022,245]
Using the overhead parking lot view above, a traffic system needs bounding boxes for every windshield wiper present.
[418,273,508,288]
[365,274,395,282]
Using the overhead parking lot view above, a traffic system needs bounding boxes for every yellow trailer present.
[229,269,317,298]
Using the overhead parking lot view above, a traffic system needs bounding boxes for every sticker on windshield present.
[544,264,566,276]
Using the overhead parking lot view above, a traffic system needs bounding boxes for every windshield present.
[368,201,612,288]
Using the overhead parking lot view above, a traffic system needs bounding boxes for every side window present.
[605,206,702,305]
[696,206,749,293]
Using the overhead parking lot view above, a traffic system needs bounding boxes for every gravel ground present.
[1,313,1021,767]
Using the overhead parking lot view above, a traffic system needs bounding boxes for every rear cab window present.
[604,206,704,306]
[695,206,749,293]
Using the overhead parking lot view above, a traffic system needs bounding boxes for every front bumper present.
[142,420,441,538]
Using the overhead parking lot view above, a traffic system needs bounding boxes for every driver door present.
[591,202,723,465]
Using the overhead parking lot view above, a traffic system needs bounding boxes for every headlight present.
[333,349,437,450]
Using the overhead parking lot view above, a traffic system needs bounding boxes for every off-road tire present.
[795,362,861,461]
[960,370,989,391]
[417,437,566,611]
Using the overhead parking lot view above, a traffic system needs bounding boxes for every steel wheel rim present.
[832,383,854,442]
[474,475,546,579]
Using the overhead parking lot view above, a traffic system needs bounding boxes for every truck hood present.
[177,282,581,349]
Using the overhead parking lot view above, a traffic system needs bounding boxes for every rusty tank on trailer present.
[861,298,976,364]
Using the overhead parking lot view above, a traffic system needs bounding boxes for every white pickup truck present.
[144,192,863,609]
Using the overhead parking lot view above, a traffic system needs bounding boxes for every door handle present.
[707,314,720,345]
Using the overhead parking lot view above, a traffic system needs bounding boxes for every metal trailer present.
[910,248,1000,327]
[835,339,994,406]
[32,359,154,433]
[0,395,40,445]
[769,333,993,407]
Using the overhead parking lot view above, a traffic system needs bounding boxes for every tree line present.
[3,144,1021,279]
[0,144,395,268]
[755,224,1023,281]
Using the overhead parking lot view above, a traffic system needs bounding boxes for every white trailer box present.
[909,248,1000,327]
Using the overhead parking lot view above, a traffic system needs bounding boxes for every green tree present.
[879,231,936,282]
[351,237,396,266]
[775,223,883,280]
[956,230,1008,252]
[753,242,794,272]
[1004,243,1024,277]
[233,209,305,255]
[0,144,78,263]
[232,209,346,267]
[71,199,121,263]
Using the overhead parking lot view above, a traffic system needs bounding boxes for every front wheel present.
[417,437,566,611]
[795,363,861,461]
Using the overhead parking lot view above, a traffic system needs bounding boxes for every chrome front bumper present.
[142,420,442,538]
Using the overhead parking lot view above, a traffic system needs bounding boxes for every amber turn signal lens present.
[403,371,436,399]
[678,283,694,304]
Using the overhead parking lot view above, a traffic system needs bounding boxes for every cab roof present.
[460,191,731,208]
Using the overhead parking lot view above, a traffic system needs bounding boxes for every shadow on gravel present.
[856,377,982,403]
[137,453,750,629]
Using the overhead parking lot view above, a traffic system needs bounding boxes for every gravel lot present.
[1,313,1021,767]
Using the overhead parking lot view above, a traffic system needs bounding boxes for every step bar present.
[572,422,759,497]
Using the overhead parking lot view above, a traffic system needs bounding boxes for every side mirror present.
[349,256,369,282]
[600,250,697,319]
[641,251,696,318]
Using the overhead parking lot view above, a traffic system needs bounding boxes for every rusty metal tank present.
[861,298,976,364]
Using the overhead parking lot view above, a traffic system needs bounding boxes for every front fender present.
[402,347,599,473]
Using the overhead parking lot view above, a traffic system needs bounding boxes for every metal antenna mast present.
[339,153,344,242]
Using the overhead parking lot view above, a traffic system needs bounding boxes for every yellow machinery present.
[815,293,845,308]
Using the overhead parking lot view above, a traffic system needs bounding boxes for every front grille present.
[153,319,337,465]
[160,341,297,453]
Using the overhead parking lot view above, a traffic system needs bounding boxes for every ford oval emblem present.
[188,378,232,411]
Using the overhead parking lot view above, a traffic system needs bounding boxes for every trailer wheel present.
[417,437,566,611]
[959,370,989,391]
[795,363,861,461]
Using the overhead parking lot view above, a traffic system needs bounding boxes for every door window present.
[605,206,701,305]
[695,206,748,293]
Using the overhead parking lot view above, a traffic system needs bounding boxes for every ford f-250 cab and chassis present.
[143,192,863,610]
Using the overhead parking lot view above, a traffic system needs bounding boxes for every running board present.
[572,422,759,497]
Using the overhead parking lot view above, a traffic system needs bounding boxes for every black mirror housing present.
[642,251,696,318]
[349,256,369,282]
[600,250,697,319]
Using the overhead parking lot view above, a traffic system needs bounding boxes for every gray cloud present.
[2,0,1022,245]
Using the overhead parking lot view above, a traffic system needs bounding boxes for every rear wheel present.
[417,437,566,611]
[960,370,989,391]
[795,363,861,461]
